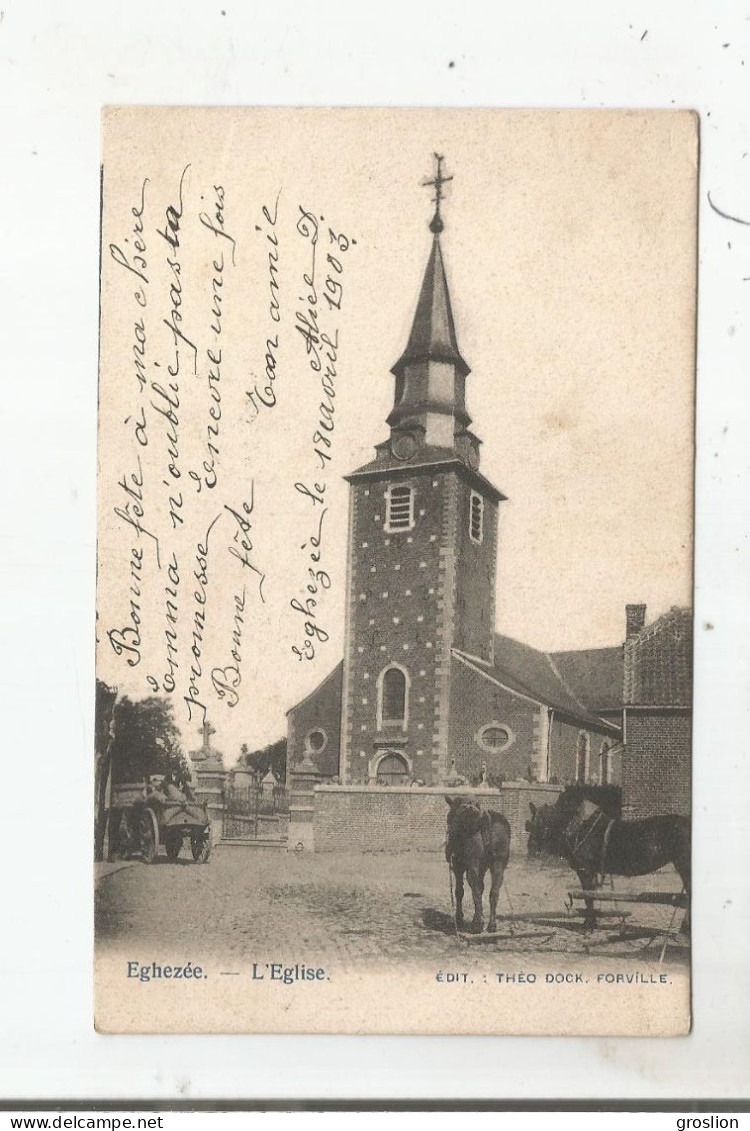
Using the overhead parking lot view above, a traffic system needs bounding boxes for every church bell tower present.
[339,156,506,786]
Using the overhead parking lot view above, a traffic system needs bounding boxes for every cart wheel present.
[140,808,159,864]
[165,833,182,861]
[191,827,212,864]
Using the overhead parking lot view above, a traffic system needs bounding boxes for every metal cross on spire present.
[423,153,453,234]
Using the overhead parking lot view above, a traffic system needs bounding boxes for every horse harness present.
[561,802,614,881]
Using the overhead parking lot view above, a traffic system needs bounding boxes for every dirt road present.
[96,845,689,972]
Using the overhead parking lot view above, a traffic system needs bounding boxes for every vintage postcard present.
[95,107,696,1035]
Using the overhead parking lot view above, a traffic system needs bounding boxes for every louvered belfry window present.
[387,484,414,531]
[470,491,484,543]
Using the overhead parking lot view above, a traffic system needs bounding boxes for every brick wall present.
[448,655,538,782]
[548,716,616,786]
[622,708,691,818]
[286,662,342,781]
[313,782,563,854]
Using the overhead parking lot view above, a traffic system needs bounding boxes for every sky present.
[96,108,697,763]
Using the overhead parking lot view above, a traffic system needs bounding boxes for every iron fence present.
[222,783,289,839]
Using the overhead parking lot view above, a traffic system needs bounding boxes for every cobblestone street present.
[96,845,689,974]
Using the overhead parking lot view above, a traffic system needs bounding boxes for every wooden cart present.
[109,785,212,864]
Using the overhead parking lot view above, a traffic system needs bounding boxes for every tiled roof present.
[455,635,622,732]
[346,448,464,478]
[346,450,506,503]
[624,607,692,706]
[550,646,624,712]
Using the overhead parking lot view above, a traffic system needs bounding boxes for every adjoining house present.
[621,605,692,818]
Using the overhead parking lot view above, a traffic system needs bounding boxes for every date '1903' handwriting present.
[289,207,355,661]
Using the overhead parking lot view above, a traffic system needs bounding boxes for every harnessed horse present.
[528,796,690,932]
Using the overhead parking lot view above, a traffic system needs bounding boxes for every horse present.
[444,795,511,933]
[526,794,690,932]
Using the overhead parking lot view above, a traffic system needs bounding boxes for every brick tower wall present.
[452,476,498,665]
[341,468,450,785]
[340,463,500,785]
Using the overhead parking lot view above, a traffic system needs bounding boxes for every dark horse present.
[445,796,511,933]
[527,794,690,931]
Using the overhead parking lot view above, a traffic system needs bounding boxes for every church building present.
[287,162,623,792]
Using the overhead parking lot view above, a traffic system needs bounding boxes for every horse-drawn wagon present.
[108,781,212,864]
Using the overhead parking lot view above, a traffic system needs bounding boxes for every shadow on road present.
[421,907,457,935]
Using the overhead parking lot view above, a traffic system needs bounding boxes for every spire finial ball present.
[422,153,453,234]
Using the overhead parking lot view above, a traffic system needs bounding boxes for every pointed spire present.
[392,154,468,379]
[391,235,470,378]
[349,155,499,486]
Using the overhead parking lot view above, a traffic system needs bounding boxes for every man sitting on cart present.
[158,771,183,801]
[159,770,197,803]
[140,772,188,807]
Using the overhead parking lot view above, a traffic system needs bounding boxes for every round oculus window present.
[476,723,513,753]
[306,728,327,753]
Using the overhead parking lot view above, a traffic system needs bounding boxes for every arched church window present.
[377,664,409,728]
[386,484,414,532]
[470,491,484,543]
[375,752,409,785]
[575,732,590,783]
[599,741,611,786]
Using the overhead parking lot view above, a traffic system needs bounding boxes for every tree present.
[109,695,190,785]
[239,737,286,779]
[94,679,118,862]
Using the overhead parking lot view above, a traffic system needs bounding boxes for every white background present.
[1,0,749,1103]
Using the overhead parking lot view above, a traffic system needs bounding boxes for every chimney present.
[625,603,647,640]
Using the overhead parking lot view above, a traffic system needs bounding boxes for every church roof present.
[345,450,506,503]
[285,660,343,716]
[391,235,470,379]
[455,634,623,732]
[288,637,623,738]
[550,646,624,712]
